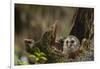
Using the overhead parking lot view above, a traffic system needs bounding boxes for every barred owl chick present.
[24,39,35,54]
[81,38,90,51]
[63,35,80,54]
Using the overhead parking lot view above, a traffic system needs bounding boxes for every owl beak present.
[67,43,72,47]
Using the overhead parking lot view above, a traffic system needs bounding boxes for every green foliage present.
[15,47,47,65]
[28,47,47,64]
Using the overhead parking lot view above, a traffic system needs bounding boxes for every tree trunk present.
[70,8,94,42]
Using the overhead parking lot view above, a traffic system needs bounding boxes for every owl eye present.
[71,40,74,43]
[66,41,68,44]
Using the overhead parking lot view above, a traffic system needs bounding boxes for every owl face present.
[63,35,80,54]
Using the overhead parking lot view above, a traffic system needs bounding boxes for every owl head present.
[63,35,80,54]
